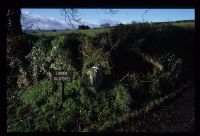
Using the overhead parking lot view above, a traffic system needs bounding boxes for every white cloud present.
[98,19,121,26]
[21,11,72,30]
[21,11,105,30]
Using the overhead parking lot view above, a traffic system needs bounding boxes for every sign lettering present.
[52,70,73,82]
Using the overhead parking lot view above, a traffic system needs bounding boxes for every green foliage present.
[34,117,49,131]
[64,79,82,97]
[7,87,35,132]
[111,84,131,114]
[7,117,33,132]
[7,34,37,88]
[48,35,73,70]
[81,36,111,76]
[26,37,51,81]
[21,80,55,108]
[7,21,194,132]
[78,83,131,130]
[26,33,87,83]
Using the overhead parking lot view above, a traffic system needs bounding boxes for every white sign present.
[52,70,73,82]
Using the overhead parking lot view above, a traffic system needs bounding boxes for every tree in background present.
[60,9,118,28]
[6,8,118,33]
[100,23,111,28]
[78,25,90,30]
[131,21,138,24]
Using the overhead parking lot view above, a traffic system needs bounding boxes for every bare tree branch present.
[60,9,118,29]
[103,9,118,14]
[21,12,40,31]
[142,9,151,23]
[60,8,82,29]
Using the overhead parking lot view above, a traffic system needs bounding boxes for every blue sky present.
[21,8,195,30]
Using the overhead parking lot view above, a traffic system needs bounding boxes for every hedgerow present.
[7,23,194,132]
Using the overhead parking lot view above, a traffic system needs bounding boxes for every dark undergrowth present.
[7,22,194,132]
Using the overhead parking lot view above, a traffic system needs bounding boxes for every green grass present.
[7,21,194,132]
[31,28,110,37]
[20,80,55,108]
[156,21,195,29]
[170,22,195,28]
[30,21,194,38]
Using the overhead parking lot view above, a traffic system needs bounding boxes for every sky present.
[21,8,195,30]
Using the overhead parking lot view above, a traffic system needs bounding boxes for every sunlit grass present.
[31,28,110,37]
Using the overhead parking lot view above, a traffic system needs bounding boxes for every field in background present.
[30,20,194,37]
[170,22,194,28]
[31,28,110,37]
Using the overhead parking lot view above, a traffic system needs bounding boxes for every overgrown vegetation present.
[7,21,194,132]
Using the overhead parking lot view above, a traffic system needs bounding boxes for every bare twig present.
[21,12,40,31]
[61,9,118,28]
[142,9,151,23]
[60,9,82,29]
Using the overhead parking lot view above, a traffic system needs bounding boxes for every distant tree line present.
[174,20,194,23]
[100,23,110,28]
[78,25,90,30]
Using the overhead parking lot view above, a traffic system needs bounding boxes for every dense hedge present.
[7,23,194,131]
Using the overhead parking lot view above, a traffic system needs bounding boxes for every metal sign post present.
[52,69,73,105]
